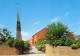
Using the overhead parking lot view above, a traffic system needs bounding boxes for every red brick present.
[28,28,47,46]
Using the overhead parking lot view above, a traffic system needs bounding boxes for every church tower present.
[16,7,22,40]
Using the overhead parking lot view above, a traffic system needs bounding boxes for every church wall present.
[28,38,33,46]
[29,28,47,46]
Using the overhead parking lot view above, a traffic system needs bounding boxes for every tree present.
[45,22,74,46]
[0,28,13,42]
[0,28,11,38]
[45,22,69,40]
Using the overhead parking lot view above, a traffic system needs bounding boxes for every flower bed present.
[46,44,80,56]
[0,45,22,55]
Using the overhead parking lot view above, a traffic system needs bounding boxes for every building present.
[16,7,22,40]
[28,28,47,46]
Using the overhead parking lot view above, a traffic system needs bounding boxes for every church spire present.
[17,3,20,22]
[17,8,20,22]
[16,3,22,40]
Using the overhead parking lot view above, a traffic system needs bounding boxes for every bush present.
[2,38,31,48]
[50,40,63,46]
[3,39,14,46]
[70,40,80,49]
[50,36,74,46]
[35,38,49,52]
[12,39,24,47]
[71,44,79,49]
[3,39,24,47]
[24,41,30,47]
[23,41,31,53]
[61,36,74,46]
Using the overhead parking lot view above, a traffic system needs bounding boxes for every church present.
[16,7,47,46]
[28,28,47,46]
[16,6,22,40]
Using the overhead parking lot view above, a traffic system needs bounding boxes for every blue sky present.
[0,0,80,40]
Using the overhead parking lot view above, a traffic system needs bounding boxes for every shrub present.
[3,39,24,47]
[3,39,14,46]
[35,38,49,52]
[24,41,30,47]
[71,44,79,49]
[50,36,74,46]
[50,40,63,46]
[61,36,74,46]
[70,40,80,49]
[12,39,24,47]
[23,41,31,53]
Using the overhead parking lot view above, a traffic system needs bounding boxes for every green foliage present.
[61,36,74,46]
[0,28,11,38]
[3,39,14,46]
[12,39,24,47]
[3,39,24,47]
[0,28,14,43]
[35,38,49,52]
[0,38,7,43]
[45,22,69,41]
[71,44,79,49]
[23,41,31,53]
[50,36,74,46]
[50,40,63,46]
[24,41,30,47]
[70,40,80,49]
[44,22,80,49]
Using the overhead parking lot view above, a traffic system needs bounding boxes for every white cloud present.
[64,12,69,16]
[33,21,40,25]
[0,24,4,28]
[11,31,30,41]
[21,31,30,37]
[51,16,60,22]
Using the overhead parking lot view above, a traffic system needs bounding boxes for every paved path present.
[28,46,44,54]
[23,46,47,56]
[0,54,47,56]
[23,54,47,56]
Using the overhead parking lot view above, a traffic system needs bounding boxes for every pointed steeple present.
[16,3,22,40]
[17,8,20,22]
